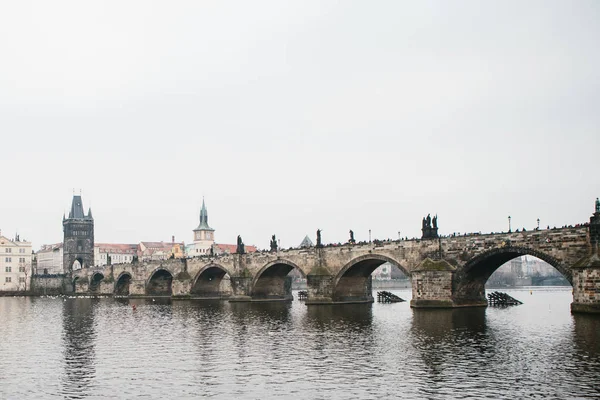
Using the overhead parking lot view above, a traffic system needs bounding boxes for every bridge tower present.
[63,194,94,274]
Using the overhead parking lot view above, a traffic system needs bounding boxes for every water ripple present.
[0,289,599,399]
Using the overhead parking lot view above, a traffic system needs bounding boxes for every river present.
[1,287,599,399]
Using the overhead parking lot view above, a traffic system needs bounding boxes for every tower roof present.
[68,195,93,219]
[299,235,314,248]
[194,198,214,231]
[66,195,92,220]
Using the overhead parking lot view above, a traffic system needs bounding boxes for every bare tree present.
[19,261,31,292]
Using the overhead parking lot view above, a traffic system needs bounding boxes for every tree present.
[19,261,31,292]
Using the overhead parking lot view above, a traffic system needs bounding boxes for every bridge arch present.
[146,267,174,296]
[89,272,104,293]
[332,254,408,303]
[251,259,304,301]
[115,272,133,296]
[455,245,569,305]
[191,263,232,298]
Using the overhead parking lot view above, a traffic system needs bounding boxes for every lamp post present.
[537,218,540,230]
[508,216,512,233]
[369,229,372,243]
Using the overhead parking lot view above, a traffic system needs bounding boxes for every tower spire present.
[197,197,212,230]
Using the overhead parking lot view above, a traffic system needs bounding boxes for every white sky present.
[1,1,598,250]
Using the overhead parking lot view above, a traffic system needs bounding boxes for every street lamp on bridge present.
[537,218,540,230]
[508,216,512,233]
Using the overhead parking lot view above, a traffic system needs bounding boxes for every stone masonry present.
[69,225,600,313]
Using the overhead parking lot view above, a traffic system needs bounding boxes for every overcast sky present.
[1,1,598,250]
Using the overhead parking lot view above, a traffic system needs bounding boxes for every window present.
[5,258,11,263]
[5,266,11,272]
[19,266,25,272]
[19,257,25,263]
[5,248,11,253]
[19,277,25,283]
[19,248,25,253]
[5,277,11,282]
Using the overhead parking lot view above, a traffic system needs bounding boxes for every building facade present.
[95,243,138,266]
[0,233,32,291]
[35,243,63,275]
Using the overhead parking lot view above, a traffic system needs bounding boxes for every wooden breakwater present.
[377,291,405,303]
[487,291,523,306]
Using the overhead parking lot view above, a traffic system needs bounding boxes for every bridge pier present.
[73,276,89,294]
[305,274,374,304]
[305,274,333,304]
[228,276,252,302]
[572,203,600,314]
[410,259,462,308]
[571,254,600,314]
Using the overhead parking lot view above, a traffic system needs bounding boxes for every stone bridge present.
[72,225,600,313]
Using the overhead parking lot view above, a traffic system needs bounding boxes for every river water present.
[1,287,599,399]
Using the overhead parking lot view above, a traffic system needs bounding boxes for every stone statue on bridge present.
[236,235,245,254]
[316,229,323,248]
[421,213,439,240]
[349,230,355,244]
[270,235,278,252]
[596,197,599,214]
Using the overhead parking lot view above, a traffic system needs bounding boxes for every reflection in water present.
[1,288,599,399]
[573,313,600,355]
[61,298,98,399]
[410,308,488,380]
[572,314,600,394]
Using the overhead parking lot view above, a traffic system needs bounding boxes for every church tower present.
[63,194,94,273]
[192,198,215,255]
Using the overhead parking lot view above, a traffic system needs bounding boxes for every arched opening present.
[115,273,132,296]
[89,273,104,293]
[252,260,305,301]
[455,247,568,305]
[72,258,83,271]
[332,255,408,303]
[191,265,231,298]
[371,262,411,289]
[487,255,571,288]
[146,269,173,296]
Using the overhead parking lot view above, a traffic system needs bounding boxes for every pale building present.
[95,243,138,266]
[35,243,63,274]
[372,262,392,280]
[0,233,33,291]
